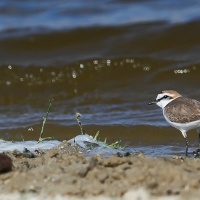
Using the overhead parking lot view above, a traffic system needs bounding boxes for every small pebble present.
[0,154,12,173]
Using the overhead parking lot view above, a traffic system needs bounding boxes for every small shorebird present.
[148,90,200,156]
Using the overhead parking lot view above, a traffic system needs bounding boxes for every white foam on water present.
[0,139,61,153]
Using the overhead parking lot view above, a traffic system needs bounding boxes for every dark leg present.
[185,137,189,156]
[196,128,200,147]
[198,133,200,147]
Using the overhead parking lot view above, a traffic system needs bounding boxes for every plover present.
[148,90,200,155]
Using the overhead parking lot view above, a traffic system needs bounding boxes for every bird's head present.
[148,90,182,109]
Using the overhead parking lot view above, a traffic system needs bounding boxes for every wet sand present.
[0,141,200,200]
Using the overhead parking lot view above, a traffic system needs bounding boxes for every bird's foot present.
[193,148,200,158]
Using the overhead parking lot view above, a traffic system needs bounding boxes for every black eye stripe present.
[157,95,172,102]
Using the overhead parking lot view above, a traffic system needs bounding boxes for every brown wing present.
[164,97,200,123]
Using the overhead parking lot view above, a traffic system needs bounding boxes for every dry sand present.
[0,141,200,200]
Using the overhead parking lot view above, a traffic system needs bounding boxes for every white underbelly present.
[163,113,200,132]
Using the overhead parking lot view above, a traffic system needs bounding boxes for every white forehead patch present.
[156,93,165,101]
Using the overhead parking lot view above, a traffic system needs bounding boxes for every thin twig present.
[38,99,54,142]
[75,112,86,135]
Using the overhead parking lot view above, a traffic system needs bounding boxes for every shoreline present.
[0,141,200,200]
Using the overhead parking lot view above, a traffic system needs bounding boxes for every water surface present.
[0,0,200,156]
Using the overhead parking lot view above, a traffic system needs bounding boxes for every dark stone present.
[0,154,12,173]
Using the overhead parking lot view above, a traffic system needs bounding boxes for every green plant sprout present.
[75,112,128,149]
[93,131,99,140]
[38,99,54,142]
[20,134,25,142]
[109,140,128,149]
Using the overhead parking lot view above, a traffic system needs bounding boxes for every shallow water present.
[0,126,199,157]
[0,0,200,156]
[0,139,197,157]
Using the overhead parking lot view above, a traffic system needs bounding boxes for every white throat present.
[156,99,174,109]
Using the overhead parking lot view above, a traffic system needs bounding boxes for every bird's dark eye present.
[157,95,171,102]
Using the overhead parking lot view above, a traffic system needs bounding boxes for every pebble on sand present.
[0,154,12,173]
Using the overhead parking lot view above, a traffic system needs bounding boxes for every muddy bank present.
[0,141,200,200]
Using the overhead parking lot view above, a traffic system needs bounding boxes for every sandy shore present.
[0,141,200,200]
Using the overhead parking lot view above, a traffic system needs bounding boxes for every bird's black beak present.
[148,101,157,105]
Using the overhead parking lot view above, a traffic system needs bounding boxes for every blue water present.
[0,0,200,32]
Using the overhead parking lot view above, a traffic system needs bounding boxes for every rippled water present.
[0,0,200,156]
